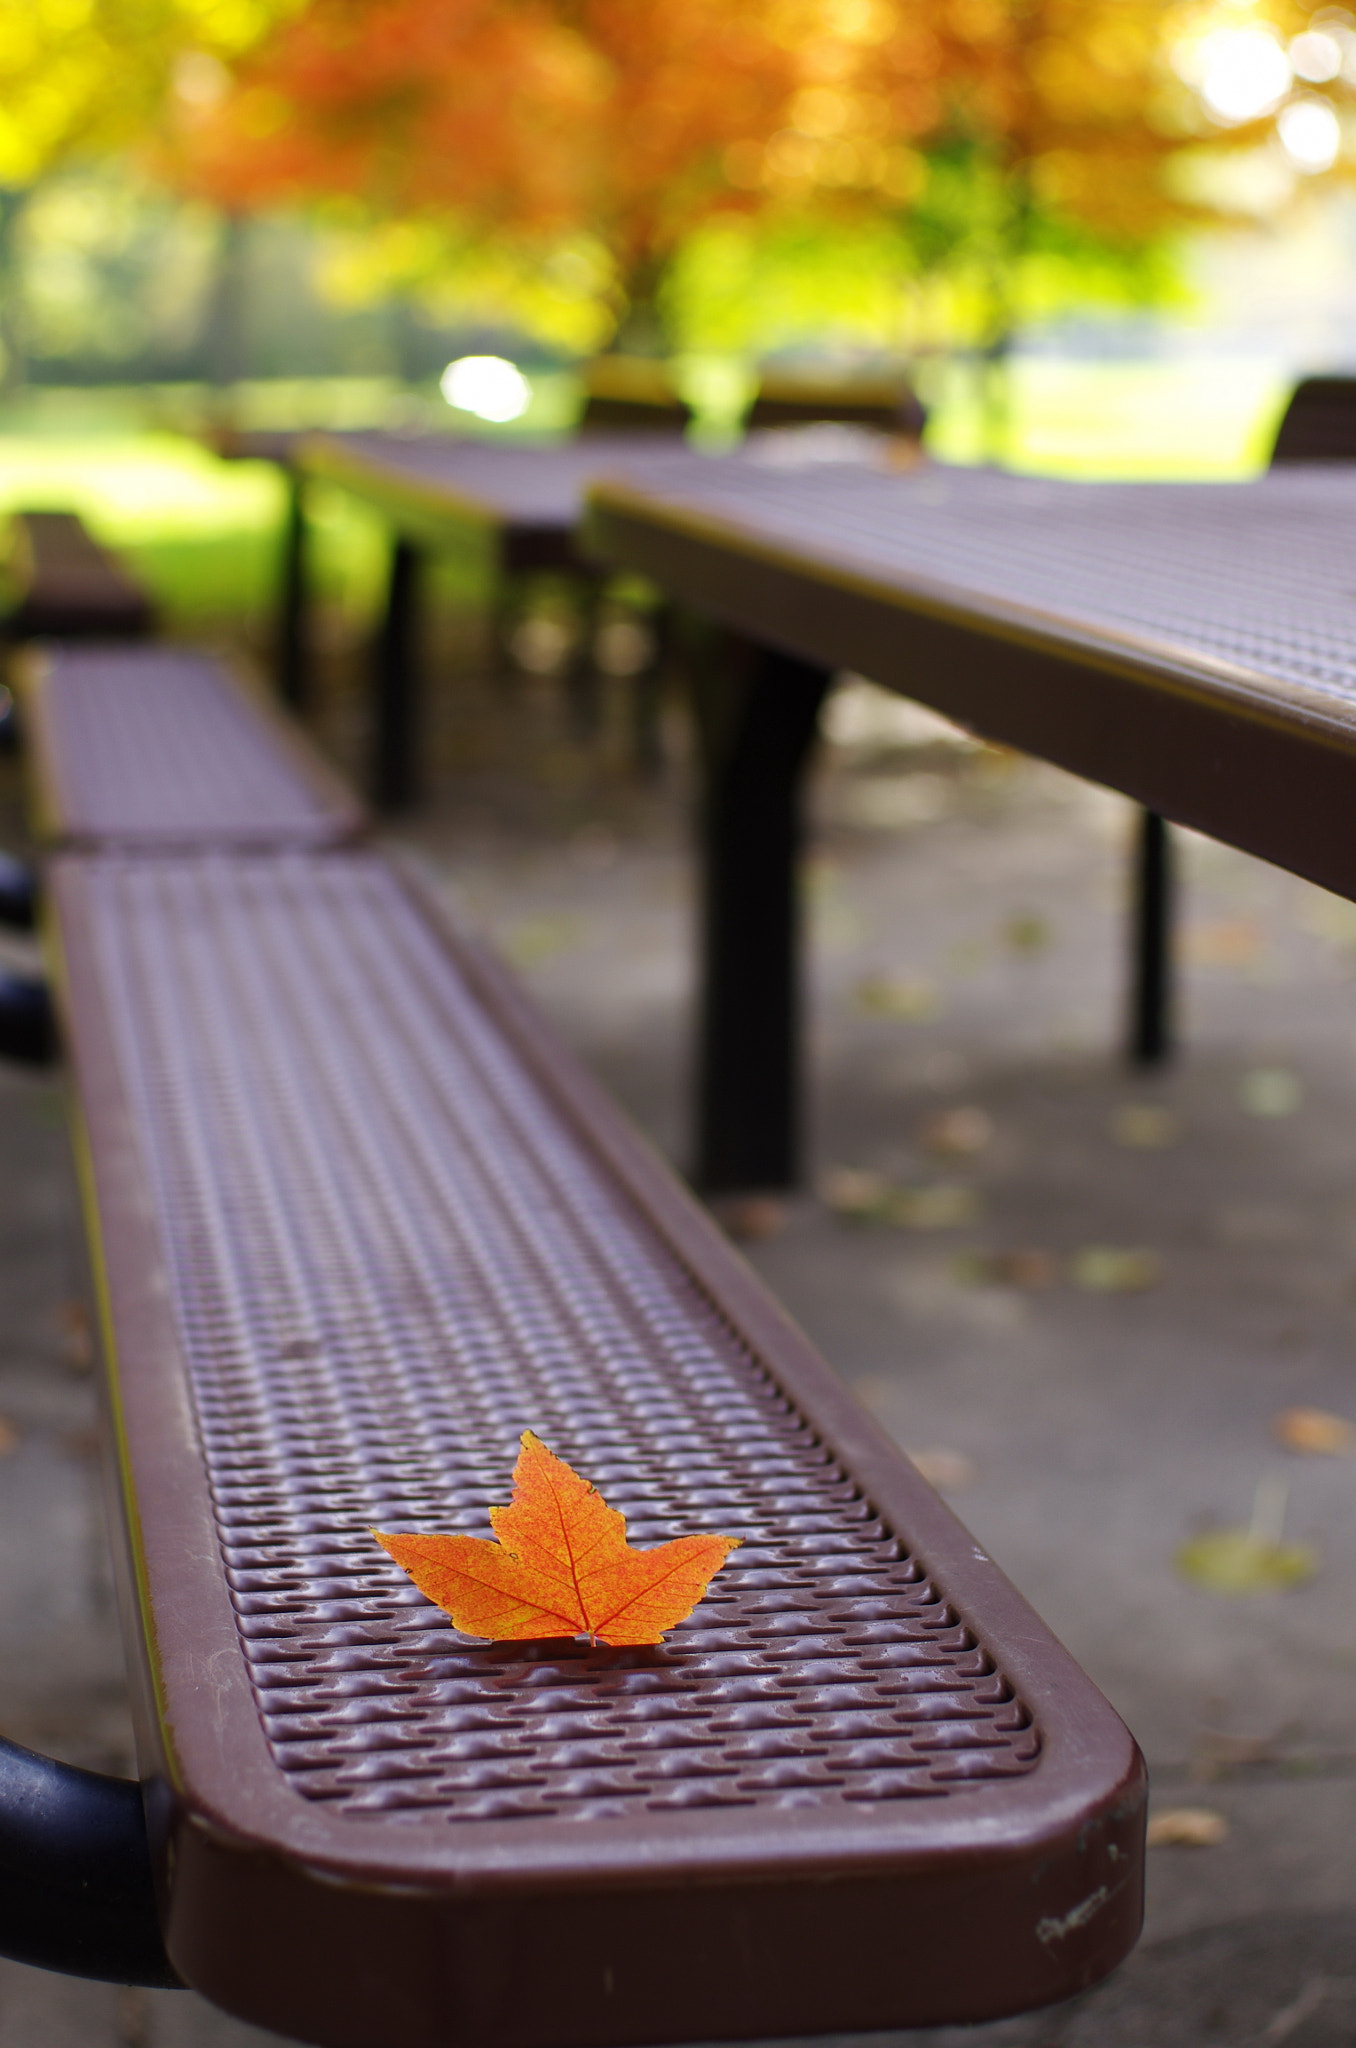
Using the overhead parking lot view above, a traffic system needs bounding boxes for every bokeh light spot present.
[440,356,531,423]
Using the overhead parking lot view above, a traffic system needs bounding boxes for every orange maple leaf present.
[375,1431,740,1646]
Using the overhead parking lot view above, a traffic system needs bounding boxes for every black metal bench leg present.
[1129,806,1174,1064]
[0,852,36,930]
[371,536,423,812]
[277,467,308,713]
[0,1736,178,1986]
[693,635,832,1193]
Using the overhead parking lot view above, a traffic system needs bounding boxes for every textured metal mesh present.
[603,457,1356,709]
[40,648,352,846]
[84,851,1038,1827]
[327,433,674,527]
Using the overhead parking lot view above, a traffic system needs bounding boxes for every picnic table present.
[585,454,1356,1191]
[300,433,683,805]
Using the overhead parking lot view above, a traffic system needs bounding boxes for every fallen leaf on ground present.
[60,1301,92,1371]
[1146,1807,1229,1848]
[1185,919,1264,967]
[0,1416,18,1457]
[503,915,583,969]
[1272,1406,1356,1456]
[1071,1246,1159,1292]
[908,1447,976,1489]
[376,1432,739,1647]
[1240,1067,1302,1118]
[821,1169,979,1230]
[1176,1475,1315,1594]
[1004,912,1050,954]
[843,774,950,832]
[953,1249,1060,1289]
[921,1106,993,1157]
[889,1183,980,1230]
[711,1195,786,1244]
[1176,1527,1316,1594]
[1111,1103,1179,1149]
[821,1166,893,1219]
[853,973,939,1020]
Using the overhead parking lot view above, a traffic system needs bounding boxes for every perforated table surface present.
[55,846,1143,2048]
[587,456,1356,903]
[304,431,687,569]
[20,644,365,849]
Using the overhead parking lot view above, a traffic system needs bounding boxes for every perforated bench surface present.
[54,847,1143,2048]
[6,510,154,638]
[21,645,364,849]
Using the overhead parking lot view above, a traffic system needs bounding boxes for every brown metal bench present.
[0,642,362,1063]
[16,642,364,851]
[4,510,155,643]
[3,643,1146,2042]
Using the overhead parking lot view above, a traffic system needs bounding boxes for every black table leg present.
[693,634,832,1193]
[277,467,308,712]
[631,602,671,778]
[372,537,423,812]
[565,574,604,741]
[1129,806,1173,1064]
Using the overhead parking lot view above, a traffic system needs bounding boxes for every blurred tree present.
[165,0,1356,377]
[170,0,801,348]
[0,0,297,381]
[0,0,295,184]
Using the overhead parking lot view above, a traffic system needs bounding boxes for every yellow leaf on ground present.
[1147,1807,1229,1848]
[1272,1406,1356,1456]
[853,973,938,1020]
[1176,1528,1316,1595]
[953,1248,1060,1289]
[1111,1103,1179,1149]
[1072,1246,1159,1292]
[1004,912,1051,953]
[888,1184,979,1230]
[821,1166,892,1219]
[0,1417,18,1457]
[921,1106,993,1156]
[1240,1067,1302,1118]
[822,1170,979,1230]
[908,1447,976,1489]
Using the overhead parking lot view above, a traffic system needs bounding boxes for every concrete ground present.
[1,626,1354,2045]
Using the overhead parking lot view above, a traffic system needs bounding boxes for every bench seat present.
[5,511,154,640]
[51,842,1144,2047]
[19,644,364,849]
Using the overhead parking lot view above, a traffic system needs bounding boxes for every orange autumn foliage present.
[376,1431,739,1647]
[172,0,600,232]
[172,0,799,276]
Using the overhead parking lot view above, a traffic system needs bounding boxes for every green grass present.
[925,356,1290,479]
[0,361,1295,625]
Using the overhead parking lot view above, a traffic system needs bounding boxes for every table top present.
[303,430,690,566]
[586,455,1356,903]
